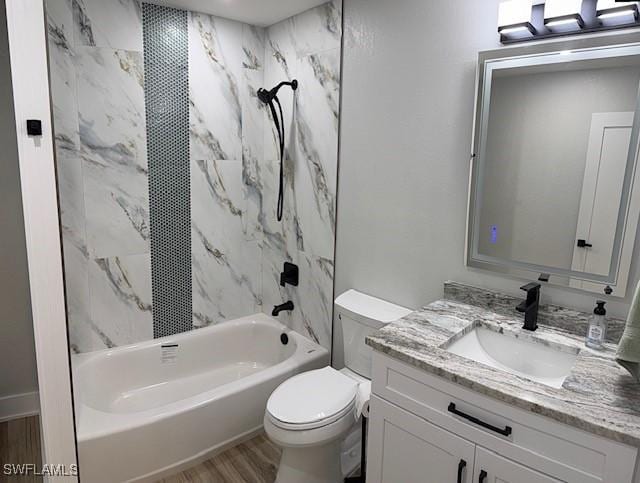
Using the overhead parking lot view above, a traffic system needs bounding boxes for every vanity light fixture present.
[500,0,640,42]
[544,0,585,31]
[498,0,536,40]
[597,0,639,26]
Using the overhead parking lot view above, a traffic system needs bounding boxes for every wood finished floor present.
[158,434,281,483]
[0,416,42,483]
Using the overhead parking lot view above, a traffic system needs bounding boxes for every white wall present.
[0,0,38,401]
[334,0,640,363]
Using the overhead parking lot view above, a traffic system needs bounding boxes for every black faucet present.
[516,282,541,331]
[272,301,294,316]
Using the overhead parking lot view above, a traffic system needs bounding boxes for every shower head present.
[257,79,298,104]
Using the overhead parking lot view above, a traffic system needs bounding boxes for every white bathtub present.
[72,313,329,482]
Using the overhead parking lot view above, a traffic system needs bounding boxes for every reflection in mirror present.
[469,45,640,297]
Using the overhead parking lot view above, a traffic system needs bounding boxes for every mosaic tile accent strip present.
[142,3,192,338]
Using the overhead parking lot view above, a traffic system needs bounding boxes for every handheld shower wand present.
[257,79,298,222]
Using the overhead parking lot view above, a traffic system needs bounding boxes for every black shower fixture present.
[280,262,299,287]
[272,301,294,317]
[257,79,298,222]
[257,80,298,105]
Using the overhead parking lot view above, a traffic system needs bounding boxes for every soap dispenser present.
[585,301,607,350]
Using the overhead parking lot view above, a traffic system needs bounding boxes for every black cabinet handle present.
[448,403,512,437]
[479,470,487,483]
[457,459,466,483]
[577,239,593,248]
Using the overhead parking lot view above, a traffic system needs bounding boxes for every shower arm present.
[272,80,298,92]
[257,80,298,104]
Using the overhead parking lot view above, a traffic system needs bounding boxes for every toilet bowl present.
[264,290,412,483]
[264,367,361,483]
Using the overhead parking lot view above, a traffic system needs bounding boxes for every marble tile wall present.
[189,14,264,329]
[47,0,342,354]
[259,1,342,351]
[48,0,152,353]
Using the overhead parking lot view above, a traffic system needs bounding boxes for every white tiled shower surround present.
[46,0,342,354]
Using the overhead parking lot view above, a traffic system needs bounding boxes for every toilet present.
[264,290,412,483]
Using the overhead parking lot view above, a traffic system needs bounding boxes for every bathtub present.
[72,313,329,482]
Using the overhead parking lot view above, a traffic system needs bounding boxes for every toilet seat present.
[266,367,358,431]
[267,399,356,431]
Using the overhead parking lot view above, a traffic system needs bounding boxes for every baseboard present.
[0,391,40,423]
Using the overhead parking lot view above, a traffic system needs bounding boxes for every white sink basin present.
[446,326,578,388]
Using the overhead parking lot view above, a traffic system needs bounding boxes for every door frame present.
[4,0,77,479]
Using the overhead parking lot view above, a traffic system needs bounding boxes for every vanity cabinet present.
[368,396,560,483]
[474,447,561,483]
[367,396,476,482]
[366,352,639,483]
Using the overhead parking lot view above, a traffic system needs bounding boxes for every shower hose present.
[266,96,285,222]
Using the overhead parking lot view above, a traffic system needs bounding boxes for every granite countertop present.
[366,286,640,447]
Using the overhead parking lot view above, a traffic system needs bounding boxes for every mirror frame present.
[467,41,640,298]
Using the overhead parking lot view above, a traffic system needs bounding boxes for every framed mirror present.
[468,43,640,297]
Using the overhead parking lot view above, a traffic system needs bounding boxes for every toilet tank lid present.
[335,290,412,325]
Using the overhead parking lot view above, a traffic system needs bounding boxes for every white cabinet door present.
[474,446,563,483]
[367,396,476,483]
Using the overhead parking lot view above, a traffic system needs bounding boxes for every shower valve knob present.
[280,262,299,287]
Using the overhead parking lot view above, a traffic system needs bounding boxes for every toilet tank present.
[335,290,412,379]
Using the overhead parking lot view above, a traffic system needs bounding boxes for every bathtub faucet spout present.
[272,301,294,316]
